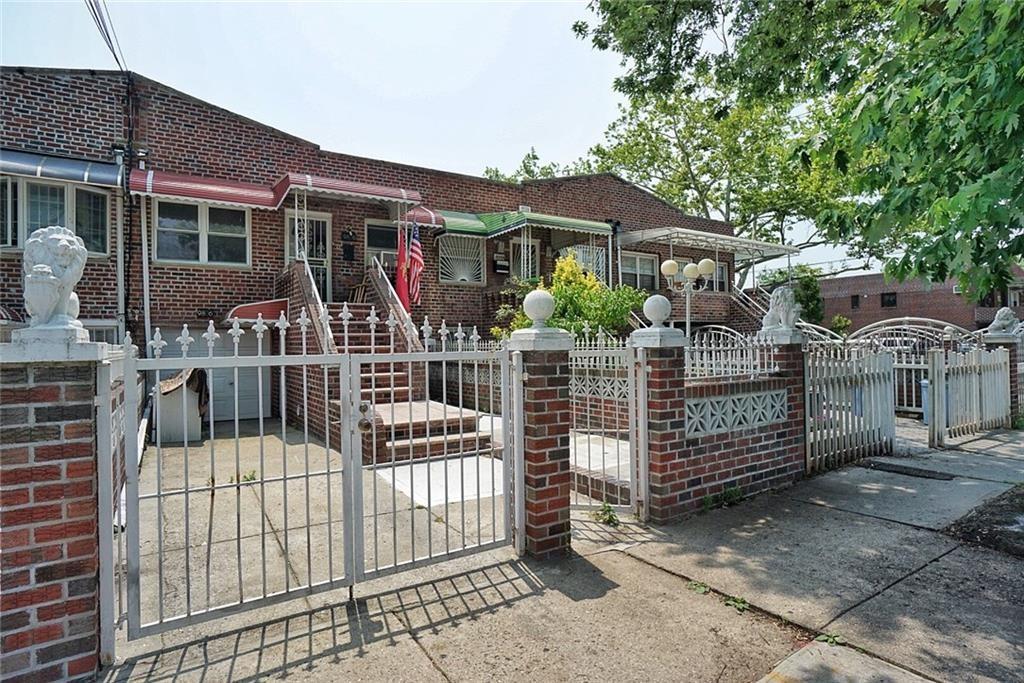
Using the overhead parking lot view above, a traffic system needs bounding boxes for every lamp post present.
[660,257,716,338]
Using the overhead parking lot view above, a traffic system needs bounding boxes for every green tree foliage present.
[490,252,646,338]
[829,314,852,336]
[573,1,1024,297]
[759,264,824,325]
[483,147,593,184]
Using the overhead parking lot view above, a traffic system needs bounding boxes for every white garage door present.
[159,331,272,422]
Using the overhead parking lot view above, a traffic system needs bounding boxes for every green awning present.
[437,210,611,237]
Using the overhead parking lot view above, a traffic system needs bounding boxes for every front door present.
[286,211,332,300]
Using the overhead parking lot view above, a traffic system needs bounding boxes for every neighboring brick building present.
[0,66,791,345]
[821,269,1024,332]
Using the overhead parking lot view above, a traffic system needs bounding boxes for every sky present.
[0,0,857,275]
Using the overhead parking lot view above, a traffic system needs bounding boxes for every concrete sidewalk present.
[106,428,1024,683]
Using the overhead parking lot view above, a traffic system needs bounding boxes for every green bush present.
[490,252,646,339]
[829,314,852,336]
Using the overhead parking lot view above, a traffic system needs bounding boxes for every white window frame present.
[713,261,730,292]
[621,251,658,290]
[510,236,541,280]
[438,234,486,286]
[152,198,251,267]
[0,174,110,255]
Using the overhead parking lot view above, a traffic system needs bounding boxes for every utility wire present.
[83,0,127,71]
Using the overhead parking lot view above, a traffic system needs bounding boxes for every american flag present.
[408,222,424,305]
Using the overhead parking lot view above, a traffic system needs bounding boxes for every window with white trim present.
[438,234,485,284]
[0,175,108,253]
[510,238,540,280]
[559,245,607,282]
[154,200,249,265]
[621,252,657,290]
[713,262,730,292]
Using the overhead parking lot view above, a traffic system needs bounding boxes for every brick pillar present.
[1,343,109,682]
[630,302,689,525]
[983,334,1021,421]
[508,291,573,558]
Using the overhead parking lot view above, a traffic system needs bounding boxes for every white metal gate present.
[118,314,523,640]
[568,332,649,520]
[927,347,1012,447]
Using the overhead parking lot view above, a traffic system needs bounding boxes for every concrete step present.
[384,431,493,461]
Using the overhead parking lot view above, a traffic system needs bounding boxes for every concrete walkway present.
[106,425,1024,682]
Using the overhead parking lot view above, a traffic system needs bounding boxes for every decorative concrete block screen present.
[683,389,787,438]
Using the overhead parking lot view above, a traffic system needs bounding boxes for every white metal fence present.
[569,332,648,519]
[806,346,895,473]
[111,308,524,641]
[928,347,1011,446]
[687,326,776,380]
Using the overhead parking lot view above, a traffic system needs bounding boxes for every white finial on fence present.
[470,326,481,350]
[421,316,433,347]
[439,320,449,351]
[385,311,398,332]
[366,305,379,326]
[176,324,195,357]
[339,302,353,323]
[297,307,311,330]
[149,328,167,358]
[252,313,268,339]
[228,317,244,356]
[203,321,219,357]
[319,306,333,338]
[455,323,466,350]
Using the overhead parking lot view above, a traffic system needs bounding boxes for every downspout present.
[121,71,135,343]
[140,194,153,350]
[115,186,124,341]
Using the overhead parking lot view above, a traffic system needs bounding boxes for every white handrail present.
[301,258,337,353]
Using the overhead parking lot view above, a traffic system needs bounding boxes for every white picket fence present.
[928,347,1011,446]
[806,347,895,473]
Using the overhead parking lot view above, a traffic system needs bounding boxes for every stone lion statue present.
[986,306,1020,335]
[22,226,87,329]
[761,285,802,332]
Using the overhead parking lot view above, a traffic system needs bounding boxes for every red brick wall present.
[3,67,740,342]
[0,363,100,681]
[821,273,979,331]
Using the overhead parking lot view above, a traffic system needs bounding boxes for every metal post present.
[123,342,141,640]
[96,357,115,665]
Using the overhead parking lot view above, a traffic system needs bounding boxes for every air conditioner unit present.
[952,285,962,295]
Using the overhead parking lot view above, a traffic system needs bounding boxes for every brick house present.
[821,269,1024,332]
[0,66,798,345]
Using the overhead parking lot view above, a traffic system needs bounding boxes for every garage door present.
[160,331,272,422]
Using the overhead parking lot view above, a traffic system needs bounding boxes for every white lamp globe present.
[660,259,679,277]
[522,288,556,328]
[642,294,672,327]
[697,258,716,277]
[682,262,701,280]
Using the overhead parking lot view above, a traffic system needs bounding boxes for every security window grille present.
[560,245,607,283]
[155,200,249,265]
[881,292,898,308]
[851,294,860,310]
[511,239,540,280]
[438,234,484,284]
[0,175,108,253]
[621,252,657,291]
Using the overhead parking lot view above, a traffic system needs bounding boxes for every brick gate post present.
[508,290,573,558]
[1,338,112,682]
[983,332,1021,422]
[629,295,688,524]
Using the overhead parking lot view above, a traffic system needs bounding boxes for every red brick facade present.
[2,67,739,342]
[0,363,101,681]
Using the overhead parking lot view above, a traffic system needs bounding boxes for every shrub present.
[829,314,852,336]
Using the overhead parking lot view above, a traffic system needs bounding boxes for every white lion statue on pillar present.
[986,306,1020,335]
[22,226,88,331]
[761,286,802,332]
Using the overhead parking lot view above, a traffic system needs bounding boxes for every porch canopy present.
[414,209,612,238]
[128,169,422,209]
[617,226,799,263]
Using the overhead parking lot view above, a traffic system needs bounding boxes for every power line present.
[83,0,127,71]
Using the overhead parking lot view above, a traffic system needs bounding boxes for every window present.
[0,175,108,253]
[510,238,540,279]
[621,252,658,290]
[713,262,729,292]
[0,177,17,247]
[850,294,860,310]
[154,200,249,265]
[438,234,485,284]
[881,292,898,308]
[559,245,607,283]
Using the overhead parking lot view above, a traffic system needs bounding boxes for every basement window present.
[154,200,250,266]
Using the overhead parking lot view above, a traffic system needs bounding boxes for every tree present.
[483,147,592,184]
[573,1,1024,297]
[829,314,852,336]
[490,252,646,338]
[759,264,824,325]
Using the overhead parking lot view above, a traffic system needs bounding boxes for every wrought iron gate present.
[568,333,649,520]
[118,317,523,640]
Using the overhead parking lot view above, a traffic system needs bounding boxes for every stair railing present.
[368,255,424,352]
[301,258,338,354]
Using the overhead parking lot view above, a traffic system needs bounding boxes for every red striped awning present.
[0,304,24,324]
[396,206,444,228]
[270,173,422,207]
[129,169,277,208]
[129,169,422,209]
